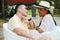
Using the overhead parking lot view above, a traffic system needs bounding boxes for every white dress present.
[40,14,56,32]
[30,14,56,38]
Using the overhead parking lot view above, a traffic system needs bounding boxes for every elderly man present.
[8,4,37,40]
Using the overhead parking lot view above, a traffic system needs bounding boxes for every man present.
[8,4,37,40]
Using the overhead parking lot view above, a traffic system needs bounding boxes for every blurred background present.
[0,0,60,40]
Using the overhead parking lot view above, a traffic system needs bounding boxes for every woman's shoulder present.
[45,14,52,17]
[43,14,53,20]
[45,14,52,18]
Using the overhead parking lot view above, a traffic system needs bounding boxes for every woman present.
[36,1,57,33]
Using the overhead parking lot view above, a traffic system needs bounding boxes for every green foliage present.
[9,7,15,17]
[1,0,60,18]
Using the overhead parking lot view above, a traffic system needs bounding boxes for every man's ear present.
[18,8,22,13]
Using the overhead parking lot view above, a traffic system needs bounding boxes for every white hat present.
[34,1,50,9]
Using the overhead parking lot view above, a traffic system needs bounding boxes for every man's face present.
[18,5,28,17]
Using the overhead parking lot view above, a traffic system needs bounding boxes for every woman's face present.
[38,8,48,17]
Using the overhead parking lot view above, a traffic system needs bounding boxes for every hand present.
[36,26,40,30]
[22,16,30,23]
[22,16,28,20]
[36,26,43,33]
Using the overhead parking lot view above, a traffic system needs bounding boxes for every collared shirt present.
[8,14,30,40]
[40,14,56,32]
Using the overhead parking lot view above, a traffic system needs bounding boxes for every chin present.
[23,15,27,17]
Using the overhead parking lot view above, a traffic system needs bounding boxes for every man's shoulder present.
[8,15,15,22]
[8,14,21,23]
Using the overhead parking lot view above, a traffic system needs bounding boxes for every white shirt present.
[40,14,56,32]
[8,14,30,40]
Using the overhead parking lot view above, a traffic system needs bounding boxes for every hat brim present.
[33,5,49,9]
[33,5,44,8]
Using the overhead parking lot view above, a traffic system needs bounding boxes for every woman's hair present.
[48,10,57,25]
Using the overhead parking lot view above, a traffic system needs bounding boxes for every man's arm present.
[13,28,34,39]
[28,20,36,29]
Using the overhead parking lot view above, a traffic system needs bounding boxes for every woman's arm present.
[36,26,44,33]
